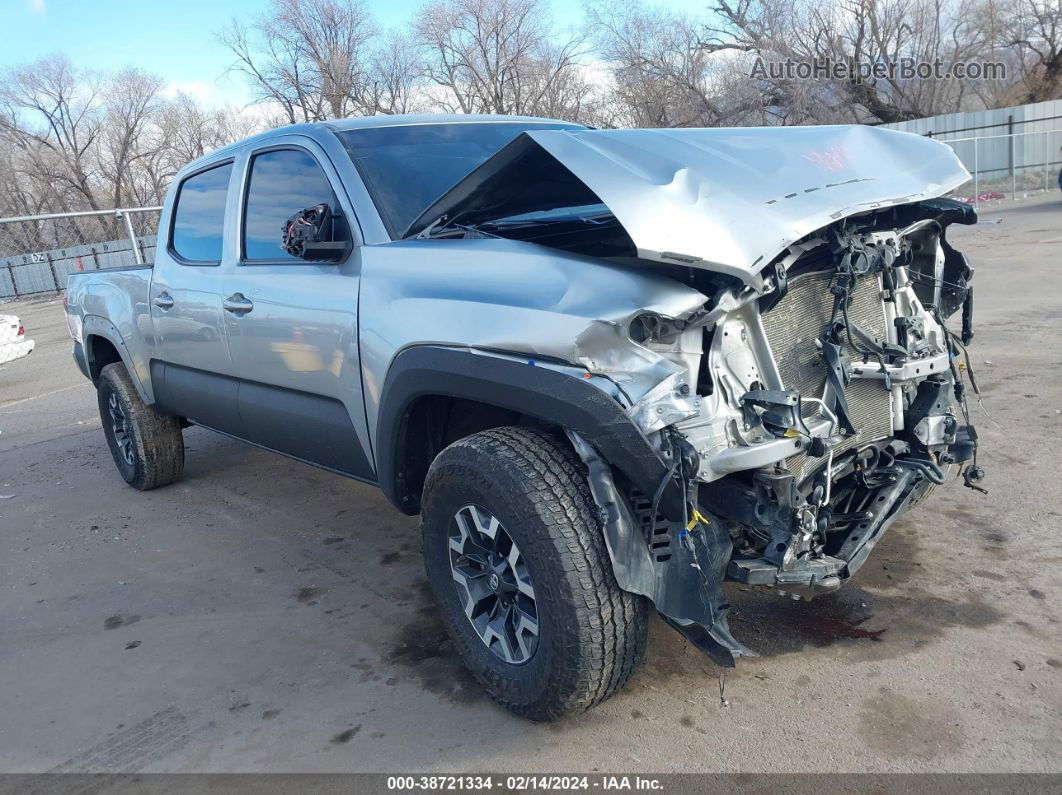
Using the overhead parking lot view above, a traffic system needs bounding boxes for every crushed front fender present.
[567,430,755,667]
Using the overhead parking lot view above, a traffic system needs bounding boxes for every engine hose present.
[898,458,947,485]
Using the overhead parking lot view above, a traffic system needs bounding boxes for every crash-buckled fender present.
[565,430,755,667]
[375,344,686,520]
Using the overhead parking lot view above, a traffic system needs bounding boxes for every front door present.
[223,142,374,481]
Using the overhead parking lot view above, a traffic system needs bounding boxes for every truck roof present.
[326,113,574,130]
[185,114,578,171]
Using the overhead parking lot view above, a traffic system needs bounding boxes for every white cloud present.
[160,78,271,131]
[29,0,45,12]
[162,80,214,101]
[162,79,256,109]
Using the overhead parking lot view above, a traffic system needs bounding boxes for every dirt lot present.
[1,195,1060,774]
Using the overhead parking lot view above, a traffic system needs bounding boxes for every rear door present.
[222,138,374,481]
[149,159,242,435]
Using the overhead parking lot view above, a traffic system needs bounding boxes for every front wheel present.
[420,426,648,721]
[97,362,184,490]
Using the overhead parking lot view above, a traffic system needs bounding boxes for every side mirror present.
[281,203,351,262]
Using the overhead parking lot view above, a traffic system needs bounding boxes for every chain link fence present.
[942,129,1062,205]
[0,207,160,450]
[0,207,162,299]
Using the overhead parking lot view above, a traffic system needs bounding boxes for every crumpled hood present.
[405,125,970,286]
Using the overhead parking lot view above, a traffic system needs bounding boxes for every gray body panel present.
[357,237,706,452]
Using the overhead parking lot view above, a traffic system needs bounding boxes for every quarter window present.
[243,149,337,261]
[170,162,232,262]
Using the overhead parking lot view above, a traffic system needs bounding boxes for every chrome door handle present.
[223,293,254,315]
[153,293,174,310]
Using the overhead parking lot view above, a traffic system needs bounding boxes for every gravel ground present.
[0,194,1060,774]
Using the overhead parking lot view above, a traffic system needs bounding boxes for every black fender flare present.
[80,316,152,405]
[375,345,684,520]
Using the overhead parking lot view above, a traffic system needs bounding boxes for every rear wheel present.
[420,426,648,721]
[97,362,184,490]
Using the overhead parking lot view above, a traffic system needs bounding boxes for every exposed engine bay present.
[560,199,984,665]
[407,125,986,666]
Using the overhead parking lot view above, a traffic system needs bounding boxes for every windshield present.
[336,121,582,238]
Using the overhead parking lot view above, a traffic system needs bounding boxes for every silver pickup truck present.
[65,114,985,720]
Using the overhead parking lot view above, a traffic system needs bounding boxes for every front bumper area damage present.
[567,430,754,665]
[559,197,984,667]
[413,125,985,667]
[582,199,983,667]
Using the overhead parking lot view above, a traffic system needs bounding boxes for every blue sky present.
[6,0,709,107]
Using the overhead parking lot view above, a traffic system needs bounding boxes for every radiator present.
[760,270,894,482]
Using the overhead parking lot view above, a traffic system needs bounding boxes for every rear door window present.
[170,162,233,263]
[243,149,338,262]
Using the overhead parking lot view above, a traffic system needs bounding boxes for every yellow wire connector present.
[686,509,710,532]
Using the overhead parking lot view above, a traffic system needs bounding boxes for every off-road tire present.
[420,426,648,721]
[97,362,184,490]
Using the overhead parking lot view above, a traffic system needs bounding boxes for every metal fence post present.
[0,205,161,299]
[1007,115,1014,196]
[1011,134,1017,197]
[119,210,144,265]
[973,139,979,205]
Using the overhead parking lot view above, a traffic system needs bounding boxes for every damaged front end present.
[407,125,986,666]
[572,199,983,666]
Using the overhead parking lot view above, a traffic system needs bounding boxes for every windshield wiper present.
[422,220,498,239]
[478,213,614,230]
[419,211,614,239]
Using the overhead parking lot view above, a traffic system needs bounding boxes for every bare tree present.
[98,68,165,209]
[367,30,426,114]
[121,93,260,205]
[414,0,591,119]
[0,55,106,212]
[0,56,260,218]
[219,0,416,121]
[0,129,47,218]
[986,0,1062,102]
[4,0,1059,227]
[700,0,994,123]
[586,0,776,128]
